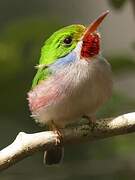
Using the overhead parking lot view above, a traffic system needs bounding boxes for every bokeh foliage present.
[108,0,127,9]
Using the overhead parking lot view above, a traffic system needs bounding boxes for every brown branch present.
[0,112,135,171]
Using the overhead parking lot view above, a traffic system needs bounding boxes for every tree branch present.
[0,112,135,171]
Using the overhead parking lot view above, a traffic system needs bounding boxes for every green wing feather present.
[32,68,51,88]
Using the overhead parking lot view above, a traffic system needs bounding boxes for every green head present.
[39,24,85,65]
[32,25,85,88]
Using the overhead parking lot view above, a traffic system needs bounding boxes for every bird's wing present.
[32,67,52,88]
[32,51,76,88]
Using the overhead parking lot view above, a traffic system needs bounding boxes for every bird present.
[28,11,113,165]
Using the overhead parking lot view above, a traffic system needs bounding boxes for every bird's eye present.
[63,36,72,45]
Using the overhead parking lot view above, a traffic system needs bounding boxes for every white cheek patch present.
[74,41,83,60]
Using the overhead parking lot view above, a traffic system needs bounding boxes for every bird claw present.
[83,115,96,130]
[54,129,63,146]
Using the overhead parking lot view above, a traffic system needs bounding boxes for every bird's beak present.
[83,10,109,40]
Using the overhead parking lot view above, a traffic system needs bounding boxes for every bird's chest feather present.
[64,59,112,113]
[28,58,112,127]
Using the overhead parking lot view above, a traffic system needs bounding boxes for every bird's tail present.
[44,145,64,165]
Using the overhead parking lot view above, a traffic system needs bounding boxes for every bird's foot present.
[83,115,96,130]
[50,121,63,146]
[54,129,63,146]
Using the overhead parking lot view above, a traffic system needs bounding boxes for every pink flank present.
[28,74,65,112]
[28,91,58,112]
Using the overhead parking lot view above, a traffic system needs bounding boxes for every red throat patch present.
[81,33,100,59]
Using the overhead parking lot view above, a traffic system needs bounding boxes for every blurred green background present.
[0,0,135,179]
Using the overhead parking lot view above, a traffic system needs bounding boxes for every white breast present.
[33,56,112,128]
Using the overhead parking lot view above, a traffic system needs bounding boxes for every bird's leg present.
[44,121,63,165]
[49,120,63,146]
[83,114,96,130]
